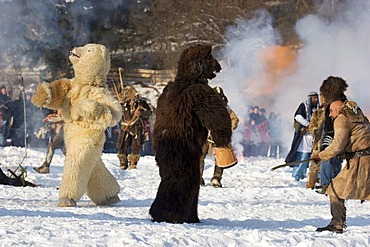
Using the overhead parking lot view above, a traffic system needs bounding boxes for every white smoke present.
[214,0,370,152]
[212,10,282,148]
[291,0,370,111]
[214,10,281,118]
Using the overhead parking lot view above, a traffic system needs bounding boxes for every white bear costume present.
[32,43,122,207]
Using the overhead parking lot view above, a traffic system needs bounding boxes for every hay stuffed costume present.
[32,44,122,207]
[149,44,232,223]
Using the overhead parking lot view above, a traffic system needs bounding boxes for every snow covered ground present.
[0,146,369,247]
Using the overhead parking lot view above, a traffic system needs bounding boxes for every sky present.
[0,147,369,247]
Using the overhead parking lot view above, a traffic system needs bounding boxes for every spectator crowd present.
[0,85,51,148]
[242,105,286,158]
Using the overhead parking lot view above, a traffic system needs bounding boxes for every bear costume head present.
[69,43,110,87]
[175,44,222,83]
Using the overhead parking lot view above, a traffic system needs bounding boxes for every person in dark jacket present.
[10,92,40,147]
[285,91,320,181]
[0,85,15,145]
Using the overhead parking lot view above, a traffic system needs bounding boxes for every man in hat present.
[285,91,320,181]
[116,86,152,170]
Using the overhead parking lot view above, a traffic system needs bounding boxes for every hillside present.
[0,0,342,80]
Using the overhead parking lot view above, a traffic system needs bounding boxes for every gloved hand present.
[134,107,143,117]
[311,153,321,162]
[300,127,308,135]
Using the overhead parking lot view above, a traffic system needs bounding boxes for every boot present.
[128,154,140,170]
[306,182,315,189]
[118,154,128,170]
[315,185,328,194]
[316,224,343,234]
[307,160,320,189]
[210,177,222,188]
[211,165,223,188]
[316,196,346,233]
[33,162,50,174]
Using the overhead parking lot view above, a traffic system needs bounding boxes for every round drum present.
[214,144,238,169]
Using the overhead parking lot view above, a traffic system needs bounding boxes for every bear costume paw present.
[32,82,51,107]
[57,198,77,207]
[95,195,121,206]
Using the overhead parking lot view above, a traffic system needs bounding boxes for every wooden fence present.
[0,67,176,95]
[107,68,176,87]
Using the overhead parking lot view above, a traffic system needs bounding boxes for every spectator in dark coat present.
[285,91,320,181]
[0,85,15,145]
[10,92,39,147]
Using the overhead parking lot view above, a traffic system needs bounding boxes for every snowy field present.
[0,146,369,247]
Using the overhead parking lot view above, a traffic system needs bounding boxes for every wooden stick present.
[112,82,121,102]
[118,67,124,91]
[270,158,315,171]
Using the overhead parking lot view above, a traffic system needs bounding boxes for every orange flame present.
[259,45,297,95]
[245,45,297,107]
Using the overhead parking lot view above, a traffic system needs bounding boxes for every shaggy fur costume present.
[149,44,232,223]
[32,44,122,207]
[319,76,348,104]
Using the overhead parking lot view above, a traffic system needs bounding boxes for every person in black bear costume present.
[149,44,232,223]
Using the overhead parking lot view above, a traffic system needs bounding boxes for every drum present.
[214,144,238,169]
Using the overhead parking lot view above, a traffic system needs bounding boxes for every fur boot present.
[34,162,50,174]
[128,154,140,170]
[118,154,128,170]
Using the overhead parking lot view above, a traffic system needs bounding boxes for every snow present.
[0,146,369,247]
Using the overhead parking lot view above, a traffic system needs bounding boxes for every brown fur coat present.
[319,101,370,200]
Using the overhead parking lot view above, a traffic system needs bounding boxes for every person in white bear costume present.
[32,43,122,207]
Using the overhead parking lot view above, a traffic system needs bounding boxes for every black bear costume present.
[149,44,232,223]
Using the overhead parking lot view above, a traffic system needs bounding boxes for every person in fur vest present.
[306,96,341,191]
[199,86,239,188]
[32,43,122,207]
[116,86,152,170]
[312,76,370,233]
[149,44,232,223]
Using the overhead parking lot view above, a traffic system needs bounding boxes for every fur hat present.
[319,76,348,104]
[122,86,138,102]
